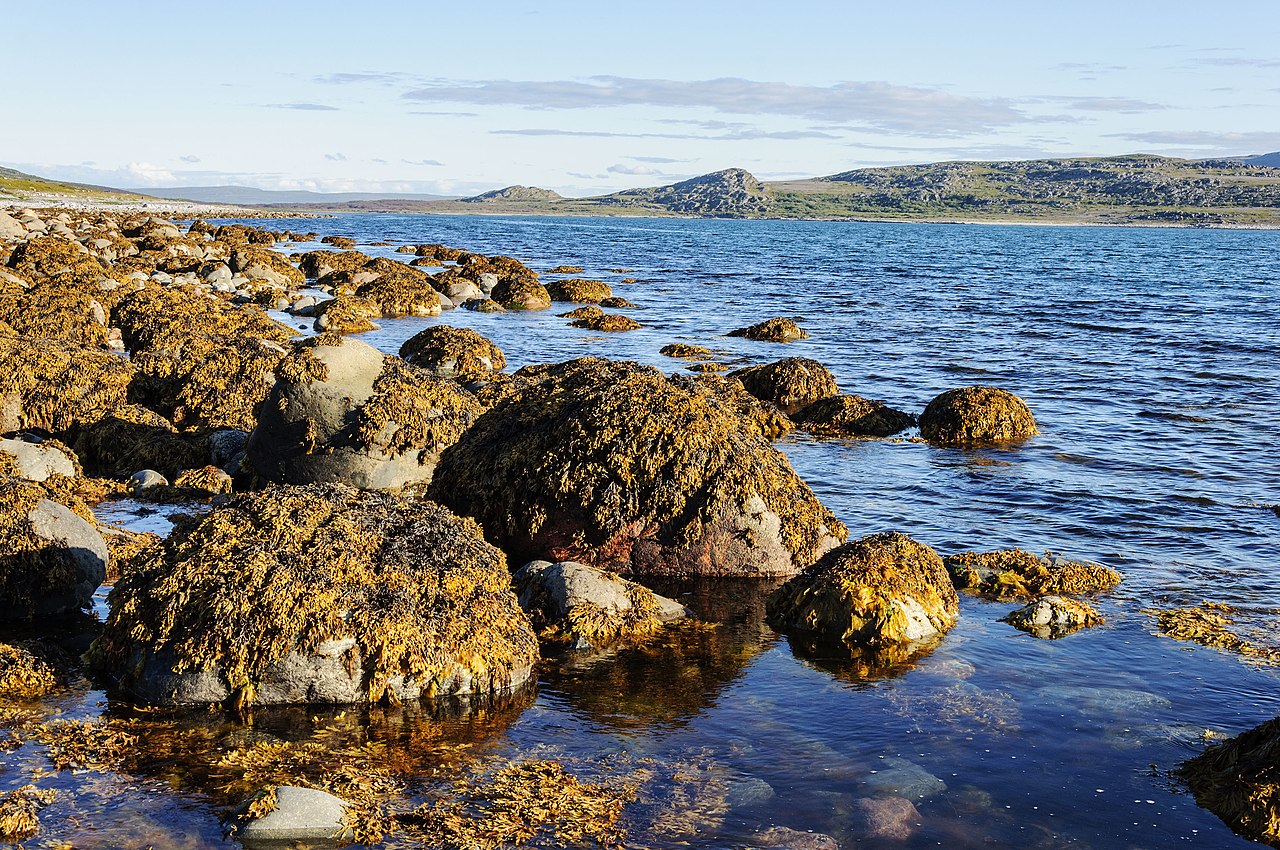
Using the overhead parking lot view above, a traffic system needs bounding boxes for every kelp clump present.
[570,313,643,332]
[0,785,57,842]
[0,335,134,438]
[429,357,845,577]
[1180,716,1280,847]
[546,279,613,304]
[794,393,917,439]
[398,326,506,379]
[1155,602,1280,663]
[767,531,960,649]
[944,549,1121,601]
[668,374,794,441]
[729,357,839,414]
[73,405,208,478]
[93,483,538,706]
[919,386,1038,446]
[0,641,59,698]
[727,317,808,342]
[0,288,110,348]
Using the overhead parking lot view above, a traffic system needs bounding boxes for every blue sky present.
[3,0,1278,196]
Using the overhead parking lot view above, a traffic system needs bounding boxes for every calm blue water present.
[11,215,1280,848]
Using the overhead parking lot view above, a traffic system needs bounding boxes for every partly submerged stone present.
[514,560,686,649]
[546,278,613,303]
[766,532,959,649]
[944,548,1121,601]
[398,326,506,380]
[728,317,809,342]
[919,386,1038,446]
[241,786,349,843]
[92,484,538,706]
[570,313,642,332]
[794,394,916,439]
[429,358,845,577]
[1003,595,1102,638]
[660,343,713,358]
[246,336,481,489]
[490,277,551,311]
[312,295,380,334]
[729,357,839,414]
[1180,716,1280,847]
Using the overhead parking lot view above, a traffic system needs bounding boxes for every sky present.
[3,0,1279,197]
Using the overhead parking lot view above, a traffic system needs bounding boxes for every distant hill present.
[138,185,456,205]
[1233,152,1280,168]
[595,168,769,218]
[0,166,149,203]
[463,185,563,203]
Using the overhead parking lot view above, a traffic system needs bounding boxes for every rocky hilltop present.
[463,185,564,203]
[597,168,771,218]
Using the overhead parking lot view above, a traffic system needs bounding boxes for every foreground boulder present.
[0,335,134,438]
[92,484,539,706]
[1180,717,1280,847]
[398,326,505,379]
[728,317,808,342]
[944,549,1120,600]
[1,477,108,621]
[429,358,846,577]
[246,336,482,489]
[766,532,959,649]
[794,394,916,438]
[514,560,686,649]
[919,386,1038,446]
[729,358,839,414]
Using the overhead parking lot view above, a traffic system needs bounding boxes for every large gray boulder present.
[0,436,79,482]
[241,786,349,844]
[1,480,108,621]
[245,336,482,489]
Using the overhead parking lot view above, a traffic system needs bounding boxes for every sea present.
[15,214,1280,848]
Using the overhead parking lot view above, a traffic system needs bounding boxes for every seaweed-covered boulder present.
[919,386,1038,446]
[246,336,482,489]
[312,296,380,334]
[661,343,712,359]
[429,358,846,577]
[1,477,108,621]
[0,335,134,438]
[728,317,808,342]
[1180,717,1280,847]
[297,249,372,280]
[545,279,613,304]
[570,313,642,332]
[353,260,442,317]
[112,286,295,354]
[491,277,551,311]
[944,549,1120,601]
[229,248,305,288]
[766,532,959,649]
[561,305,602,320]
[794,394,916,438]
[729,358,839,415]
[92,484,539,706]
[1003,595,1102,638]
[320,235,357,249]
[73,405,209,478]
[669,374,793,442]
[514,560,686,649]
[398,326,505,379]
[0,288,111,348]
[0,436,79,482]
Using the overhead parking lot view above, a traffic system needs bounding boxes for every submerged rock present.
[1003,594,1102,638]
[794,394,916,439]
[862,757,947,800]
[429,358,845,577]
[398,326,505,380]
[919,385,1038,446]
[1180,716,1280,848]
[92,484,538,706]
[752,826,839,850]
[849,795,921,840]
[514,560,686,649]
[246,336,481,489]
[728,317,809,342]
[729,358,839,414]
[241,786,349,843]
[944,549,1121,600]
[766,532,959,649]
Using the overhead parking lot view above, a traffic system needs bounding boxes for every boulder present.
[545,279,612,303]
[570,313,642,332]
[793,395,916,438]
[319,235,357,249]
[660,343,713,358]
[943,549,1121,600]
[0,287,111,348]
[127,469,169,493]
[728,317,808,342]
[312,296,380,334]
[352,259,441,317]
[561,305,602,319]
[668,374,793,441]
[729,358,839,414]
[428,358,845,577]
[229,248,304,288]
[849,796,920,841]
[766,532,959,649]
[398,326,505,380]
[297,249,371,280]
[241,786,349,843]
[752,826,839,850]
[0,477,108,621]
[1180,716,1280,847]
[0,335,134,439]
[245,336,481,489]
[919,386,1038,446]
[91,484,538,706]
[73,405,209,479]
[1003,595,1102,638]
[0,436,79,482]
[514,560,686,649]
[490,277,551,311]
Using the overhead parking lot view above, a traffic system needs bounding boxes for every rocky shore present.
[1,208,1275,847]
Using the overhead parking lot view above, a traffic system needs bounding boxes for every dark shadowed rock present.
[794,394,916,438]
[730,358,839,414]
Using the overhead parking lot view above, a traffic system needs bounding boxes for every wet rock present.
[726,776,776,808]
[0,478,108,621]
[794,394,916,438]
[74,405,209,478]
[241,786,348,843]
[352,258,441,317]
[1180,716,1280,847]
[127,469,169,492]
[753,825,839,850]
[570,312,642,332]
[546,278,613,303]
[429,358,845,577]
[661,343,712,358]
[297,249,371,280]
[229,248,304,288]
[600,296,636,309]
[491,276,551,310]
[1154,602,1280,662]
[1003,594,1102,638]
[0,436,79,482]
[398,326,505,380]
[514,560,686,649]
[729,358,839,414]
[92,484,538,706]
[944,548,1121,600]
[849,795,920,840]
[320,235,357,249]
[547,264,585,274]
[728,317,808,342]
[246,336,481,489]
[172,465,234,496]
[463,297,504,313]
[919,386,1038,446]
[863,757,947,800]
[0,335,134,438]
[767,532,959,648]
[312,295,380,334]
[561,304,602,319]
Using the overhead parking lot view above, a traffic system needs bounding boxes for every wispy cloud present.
[314,72,409,85]
[1045,96,1169,113]
[628,155,690,164]
[403,76,1028,135]
[179,155,201,163]
[492,126,839,141]
[607,163,660,175]
[402,158,445,166]
[1187,56,1280,69]
[324,152,347,162]
[410,110,479,117]
[1106,130,1280,153]
[266,102,339,111]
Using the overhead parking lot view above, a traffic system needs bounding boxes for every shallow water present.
[7,216,1280,848]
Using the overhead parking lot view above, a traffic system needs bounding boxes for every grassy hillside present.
[0,167,149,204]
